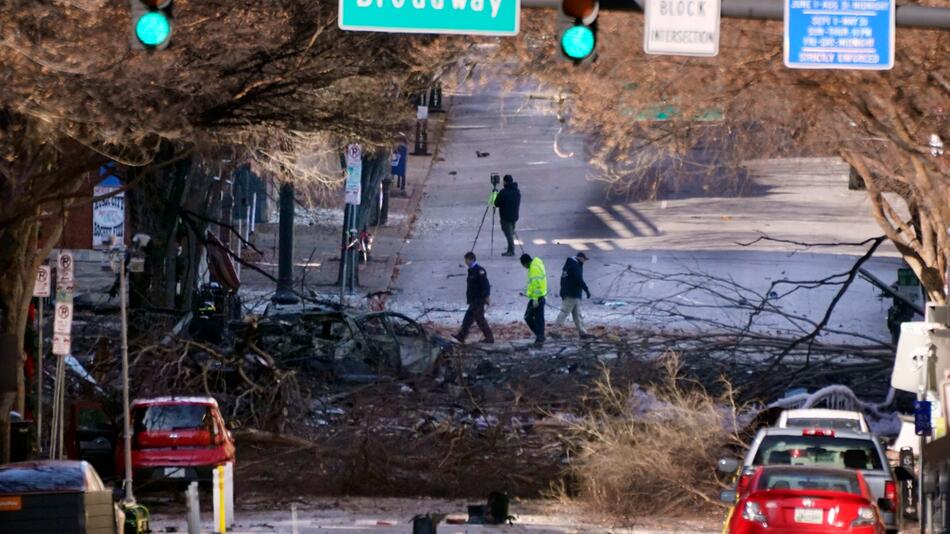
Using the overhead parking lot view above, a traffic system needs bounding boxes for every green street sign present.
[339,0,520,35]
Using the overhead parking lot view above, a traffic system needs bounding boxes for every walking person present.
[554,252,593,339]
[520,253,547,346]
[493,175,521,257]
[392,134,408,192]
[454,252,494,344]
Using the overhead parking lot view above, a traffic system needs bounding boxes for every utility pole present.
[273,182,299,305]
[119,250,134,503]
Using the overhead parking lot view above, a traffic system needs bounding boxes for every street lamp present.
[111,233,150,504]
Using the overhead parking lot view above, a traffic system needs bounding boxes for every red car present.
[116,396,235,485]
[722,466,886,534]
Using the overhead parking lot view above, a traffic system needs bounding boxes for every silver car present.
[720,427,912,534]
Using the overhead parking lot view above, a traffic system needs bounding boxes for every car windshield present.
[752,435,884,470]
[757,469,861,494]
[136,404,211,432]
[785,417,862,431]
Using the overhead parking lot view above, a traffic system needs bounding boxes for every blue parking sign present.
[785,0,895,70]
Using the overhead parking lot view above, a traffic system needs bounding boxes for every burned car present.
[231,308,451,378]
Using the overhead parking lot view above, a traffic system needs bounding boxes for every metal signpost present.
[112,244,145,505]
[644,0,722,56]
[338,0,520,35]
[32,265,50,453]
[785,0,895,69]
[413,103,431,156]
[50,252,74,459]
[342,144,363,303]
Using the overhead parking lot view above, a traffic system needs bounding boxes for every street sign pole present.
[36,297,43,454]
[32,264,50,456]
[343,144,363,299]
[340,205,348,305]
[50,253,73,460]
[119,251,135,504]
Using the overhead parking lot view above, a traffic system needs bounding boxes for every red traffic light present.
[562,0,598,23]
[142,0,171,7]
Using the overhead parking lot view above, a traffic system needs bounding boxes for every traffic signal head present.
[558,0,598,63]
[131,0,173,50]
[561,25,595,60]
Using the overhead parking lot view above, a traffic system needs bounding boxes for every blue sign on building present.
[785,0,895,70]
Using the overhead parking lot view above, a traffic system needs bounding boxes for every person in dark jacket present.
[554,252,592,338]
[492,175,521,257]
[454,252,494,344]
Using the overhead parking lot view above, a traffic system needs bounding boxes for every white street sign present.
[33,266,51,298]
[416,105,429,121]
[57,251,75,285]
[345,144,362,167]
[644,0,721,57]
[345,144,363,205]
[52,334,71,356]
[53,301,73,336]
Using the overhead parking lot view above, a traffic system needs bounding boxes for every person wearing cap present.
[492,175,521,257]
[520,253,547,346]
[454,251,494,344]
[555,252,592,339]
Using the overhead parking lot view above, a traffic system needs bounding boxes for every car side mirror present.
[718,458,740,474]
[894,466,914,482]
[720,490,737,503]
[877,497,894,512]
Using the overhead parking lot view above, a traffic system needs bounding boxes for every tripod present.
[471,185,498,255]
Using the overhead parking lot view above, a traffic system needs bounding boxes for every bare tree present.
[502,7,949,299]
[0,0,463,459]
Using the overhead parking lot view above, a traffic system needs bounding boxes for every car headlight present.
[851,506,877,527]
[742,501,767,524]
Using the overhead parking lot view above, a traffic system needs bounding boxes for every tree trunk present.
[844,152,948,304]
[127,143,195,313]
[0,208,68,462]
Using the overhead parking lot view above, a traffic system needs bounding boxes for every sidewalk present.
[238,106,452,307]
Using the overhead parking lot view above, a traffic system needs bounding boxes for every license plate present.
[794,508,823,524]
[0,496,22,511]
[164,467,185,478]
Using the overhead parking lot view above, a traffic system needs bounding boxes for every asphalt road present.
[389,65,905,343]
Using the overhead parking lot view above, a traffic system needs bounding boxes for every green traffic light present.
[561,25,595,60]
[135,12,171,47]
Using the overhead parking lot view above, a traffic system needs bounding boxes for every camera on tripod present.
[490,172,500,189]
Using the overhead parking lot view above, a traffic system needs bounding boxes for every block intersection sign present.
[645,0,722,57]
[785,0,895,70]
[339,0,520,35]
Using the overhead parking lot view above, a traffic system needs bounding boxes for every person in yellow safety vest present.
[520,253,547,347]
